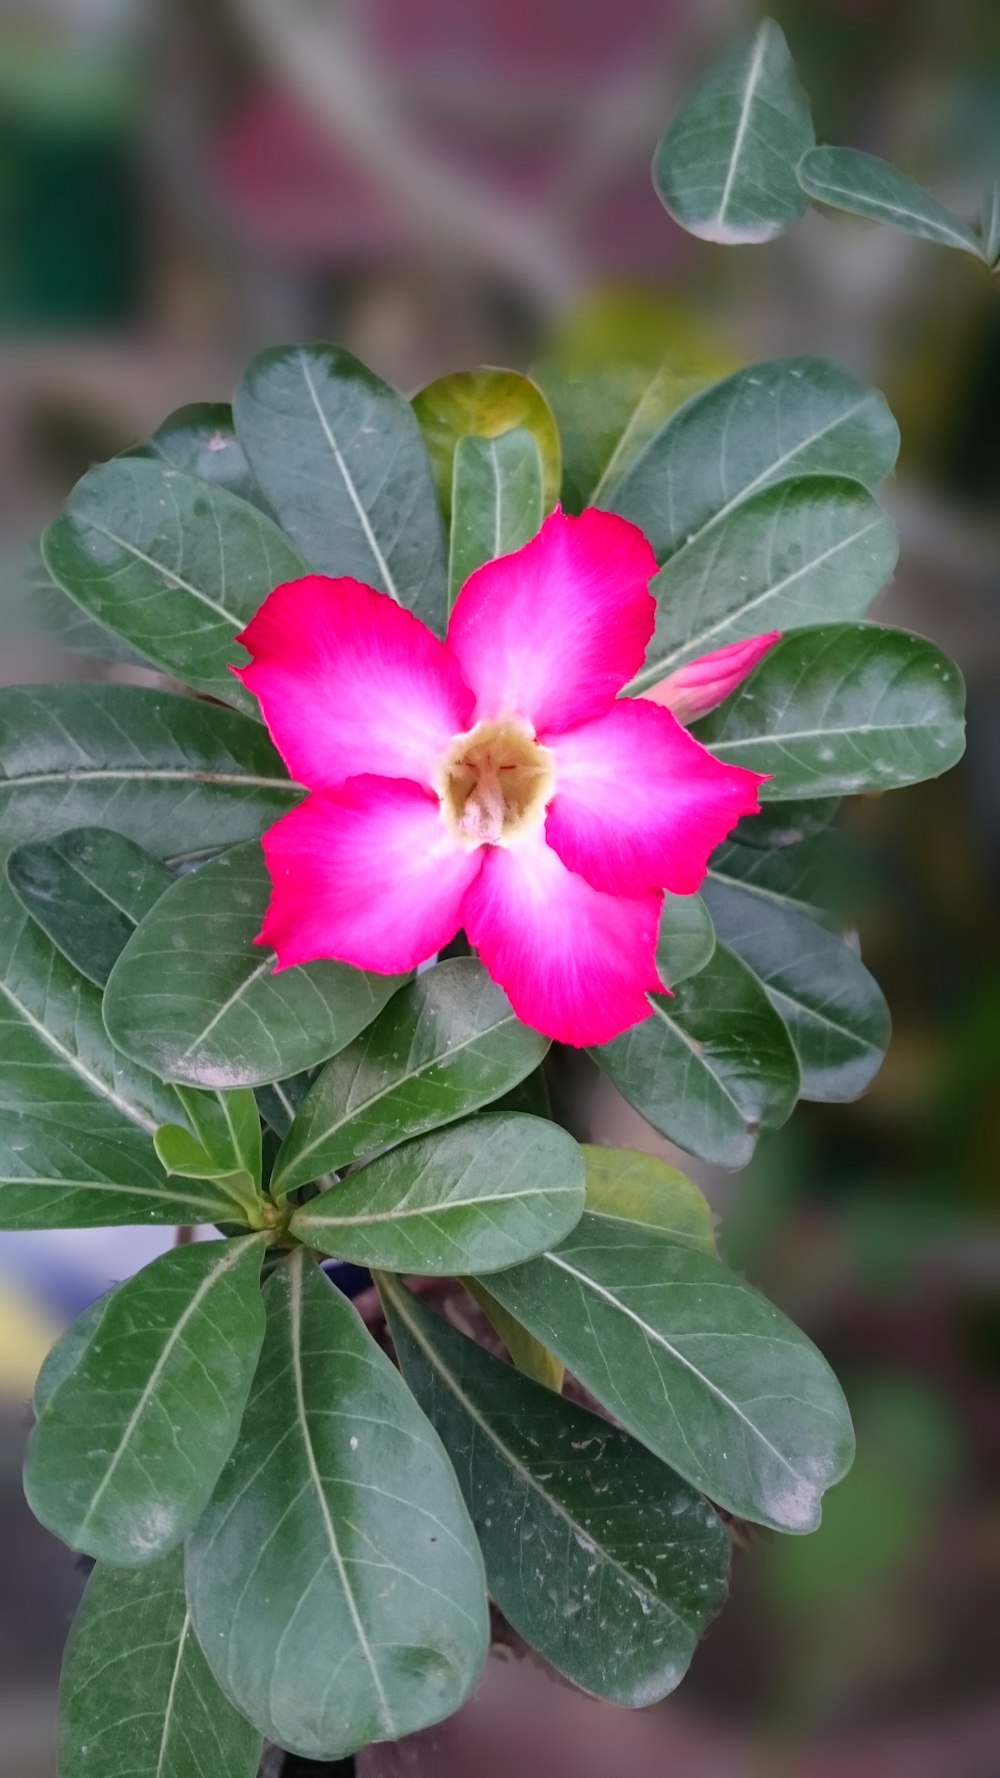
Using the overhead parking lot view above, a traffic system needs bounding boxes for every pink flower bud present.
[642,632,781,724]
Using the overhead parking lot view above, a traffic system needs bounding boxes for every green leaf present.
[289,1114,585,1274]
[0,684,298,868]
[693,624,967,799]
[34,1294,109,1416]
[448,429,543,601]
[0,880,239,1230]
[42,460,309,712]
[582,1146,718,1256]
[58,1550,261,1778]
[186,1250,489,1761]
[7,827,171,988]
[657,890,715,988]
[702,879,890,1102]
[732,795,840,849]
[234,343,448,633]
[610,356,899,567]
[460,1277,565,1392]
[25,1237,266,1563]
[18,540,153,665]
[103,841,403,1089]
[630,475,897,689]
[381,1278,730,1706]
[652,19,813,245]
[155,1086,265,1223]
[413,366,561,517]
[798,147,989,260]
[593,940,800,1169]
[255,1069,314,1138]
[482,1214,855,1531]
[708,831,846,930]
[125,401,260,504]
[271,958,548,1199]
[532,291,734,512]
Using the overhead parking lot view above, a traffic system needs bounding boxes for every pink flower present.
[642,631,781,725]
[235,508,766,1047]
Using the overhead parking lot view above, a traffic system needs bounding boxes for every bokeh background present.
[1,2,998,1775]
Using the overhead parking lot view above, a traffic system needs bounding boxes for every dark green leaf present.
[703,878,890,1101]
[255,1070,314,1138]
[593,940,800,1169]
[7,827,171,988]
[271,959,548,1199]
[42,460,308,711]
[103,842,402,1089]
[186,1251,488,1761]
[708,831,846,930]
[381,1278,730,1706]
[59,1550,261,1778]
[0,684,297,868]
[25,1237,266,1563]
[289,1114,585,1273]
[657,891,715,990]
[652,19,813,244]
[582,1146,717,1256]
[532,291,731,512]
[982,178,1000,265]
[630,476,897,690]
[18,540,153,665]
[0,880,238,1229]
[798,147,989,260]
[693,624,967,798]
[34,1294,108,1416]
[732,795,840,849]
[482,1214,855,1531]
[234,343,448,633]
[125,401,260,504]
[611,356,899,566]
[448,429,543,600]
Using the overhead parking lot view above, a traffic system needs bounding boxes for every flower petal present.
[446,507,657,733]
[642,631,781,724]
[544,698,766,896]
[259,777,482,973]
[462,831,663,1047]
[236,575,474,790]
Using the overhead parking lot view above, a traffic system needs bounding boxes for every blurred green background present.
[0,2,997,1775]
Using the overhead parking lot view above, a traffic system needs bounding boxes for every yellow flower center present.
[436,718,555,850]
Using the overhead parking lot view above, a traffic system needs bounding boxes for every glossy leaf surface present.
[448,428,543,600]
[272,959,548,1199]
[634,474,897,686]
[289,1114,585,1274]
[703,878,890,1101]
[59,1550,262,1778]
[652,20,813,244]
[0,685,297,867]
[125,401,260,503]
[483,1215,855,1531]
[7,826,171,988]
[25,1237,265,1563]
[798,147,988,260]
[104,842,402,1089]
[234,344,448,632]
[594,940,800,1169]
[695,625,967,799]
[0,879,236,1229]
[582,1146,717,1256]
[186,1252,488,1760]
[43,460,308,711]
[611,356,898,568]
[656,890,715,989]
[382,1278,730,1706]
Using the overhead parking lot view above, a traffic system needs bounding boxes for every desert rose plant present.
[5,26,978,1754]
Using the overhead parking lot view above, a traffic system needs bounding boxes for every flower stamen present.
[436,718,555,850]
